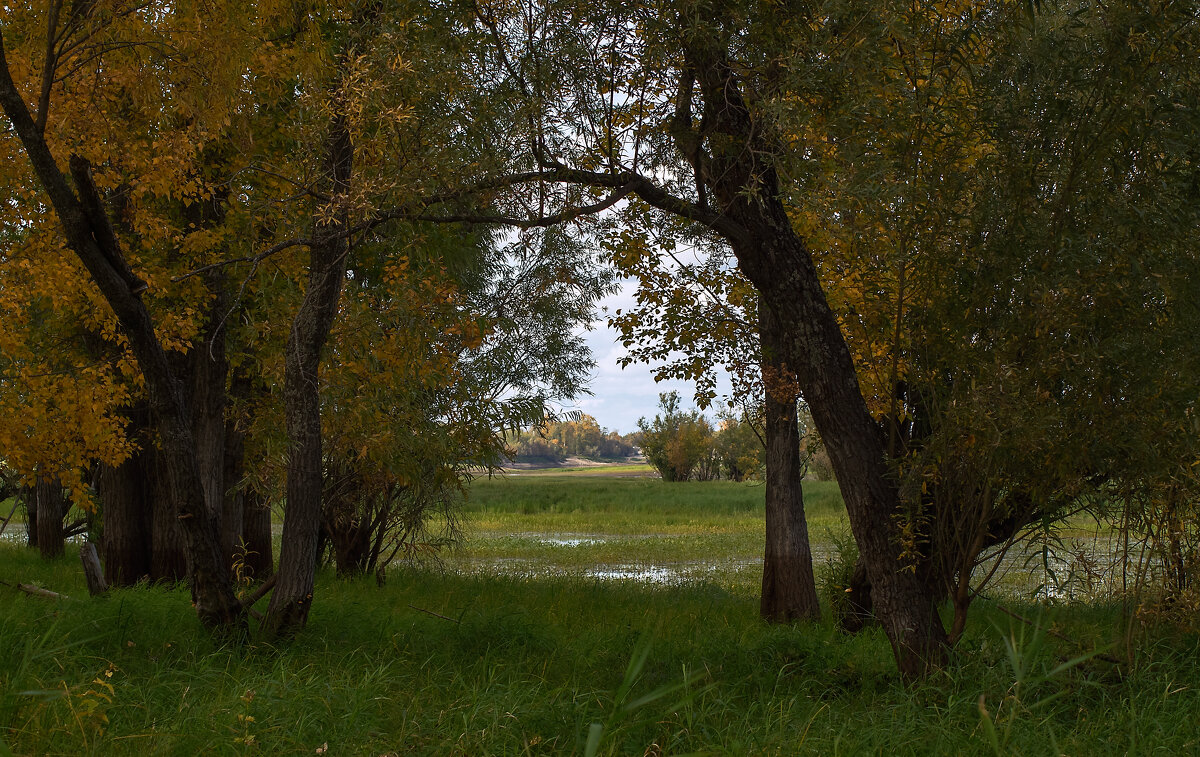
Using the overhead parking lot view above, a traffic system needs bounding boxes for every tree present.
[713,413,762,482]
[458,0,946,673]
[0,1,246,630]
[606,227,821,619]
[779,0,1200,639]
[637,392,714,482]
[508,414,638,462]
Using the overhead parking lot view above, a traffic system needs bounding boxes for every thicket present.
[506,414,639,463]
[636,392,773,483]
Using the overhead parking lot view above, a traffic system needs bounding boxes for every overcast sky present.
[561,279,732,435]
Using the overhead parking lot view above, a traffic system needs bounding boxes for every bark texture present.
[759,303,820,623]
[264,112,353,636]
[224,373,273,579]
[80,542,109,596]
[241,489,274,579]
[35,477,65,559]
[97,451,153,585]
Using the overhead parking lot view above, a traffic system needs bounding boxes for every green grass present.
[464,475,845,529]
[455,478,848,594]
[2,477,1197,755]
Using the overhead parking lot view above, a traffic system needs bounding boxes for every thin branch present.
[35,0,64,133]
[413,183,634,228]
[407,603,460,624]
[0,500,19,538]
[170,237,311,282]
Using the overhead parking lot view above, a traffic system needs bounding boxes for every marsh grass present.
[2,476,1197,755]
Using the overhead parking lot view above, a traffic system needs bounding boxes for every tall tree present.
[453,0,947,674]
[0,1,245,630]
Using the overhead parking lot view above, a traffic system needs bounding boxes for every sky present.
[561,279,732,435]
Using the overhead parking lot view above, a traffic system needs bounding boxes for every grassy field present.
[2,474,1197,755]
[452,475,848,594]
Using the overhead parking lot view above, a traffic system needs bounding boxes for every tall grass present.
[3,544,1198,755]
[3,475,1197,755]
[466,476,845,521]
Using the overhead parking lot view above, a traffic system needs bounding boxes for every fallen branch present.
[407,604,460,624]
[997,604,1122,665]
[240,573,277,609]
[0,580,70,601]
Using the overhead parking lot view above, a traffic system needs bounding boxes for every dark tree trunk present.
[264,112,353,636]
[737,227,947,676]
[190,297,228,528]
[0,60,245,632]
[227,366,271,578]
[147,443,189,582]
[35,477,65,559]
[241,488,274,579]
[839,560,876,633]
[185,187,233,565]
[21,485,37,549]
[221,398,247,572]
[759,303,820,623]
[679,38,948,676]
[97,451,153,585]
[188,292,232,580]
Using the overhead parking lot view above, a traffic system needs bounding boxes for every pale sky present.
[563,279,732,435]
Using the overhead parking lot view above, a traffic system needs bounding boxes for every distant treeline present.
[506,415,640,462]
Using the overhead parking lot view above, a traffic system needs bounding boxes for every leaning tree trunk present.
[759,302,820,623]
[736,225,947,676]
[0,59,245,632]
[264,111,353,636]
[35,476,65,559]
[680,38,948,676]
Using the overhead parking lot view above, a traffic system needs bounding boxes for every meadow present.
[1,471,1197,755]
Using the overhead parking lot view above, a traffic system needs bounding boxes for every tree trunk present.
[97,450,152,585]
[759,303,820,623]
[0,59,245,631]
[264,111,353,636]
[222,400,247,572]
[190,297,228,531]
[839,559,875,633]
[21,485,37,549]
[241,488,274,579]
[739,227,947,676]
[681,39,948,676]
[185,187,233,566]
[35,476,65,559]
[141,443,187,582]
[80,542,109,596]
